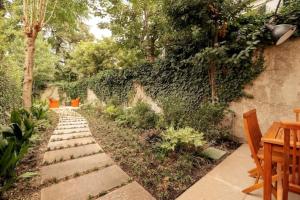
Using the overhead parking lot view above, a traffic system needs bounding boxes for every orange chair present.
[243,109,282,196]
[49,98,59,108]
[71,98,80,107]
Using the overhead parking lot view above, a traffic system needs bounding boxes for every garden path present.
[40,107,155,200]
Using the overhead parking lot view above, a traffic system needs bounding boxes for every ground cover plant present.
[80,103,239,200]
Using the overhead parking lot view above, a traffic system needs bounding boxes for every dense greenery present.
[104,101,160,129]
[0,102,49,194]
[0,109,35,193]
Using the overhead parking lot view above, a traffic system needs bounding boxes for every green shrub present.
[0,109,35,192]
[185,103,225,132]
[160,96,187,128]
[0,68,21,124]
[131,102,159,129]
[160,127,205,153]
[115,109,136,127]
[114,102,159,129]
[10,109,35,138]
[31,101,49,120]
[103,105,124,120]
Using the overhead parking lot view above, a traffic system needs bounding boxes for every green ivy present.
[61,4,298,117]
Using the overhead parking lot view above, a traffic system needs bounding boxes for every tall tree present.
[97,0,168,63]
[22,0,56,109]
[21,0,89,109]
[165,0,253,103]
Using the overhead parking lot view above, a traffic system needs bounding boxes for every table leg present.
[277,163,283,200]
[264,142,272,200]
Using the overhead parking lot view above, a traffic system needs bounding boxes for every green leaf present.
[18,172,39,179]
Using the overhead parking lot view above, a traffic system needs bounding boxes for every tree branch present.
[44,0,57,26]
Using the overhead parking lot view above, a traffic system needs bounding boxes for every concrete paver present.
[54,127,90,134]
[43,143,102,163]
[50,132,92,141]
[41,153,114,183]
[56,124,88,129]
[47,137,95,150]
[97,181,155,200]
[41,165,130,200]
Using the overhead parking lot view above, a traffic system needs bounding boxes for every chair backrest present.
[280,122,300,195]
[243,109,263,157]
[294,108,300,122]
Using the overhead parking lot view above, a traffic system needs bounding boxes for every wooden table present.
[262,122,283,200]
[262,121,300,200]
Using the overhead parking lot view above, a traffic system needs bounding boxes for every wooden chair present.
[279,122,300,200]
[294,109,300,122]
[243,109,281,196]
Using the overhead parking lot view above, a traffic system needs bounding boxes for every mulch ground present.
[80,108,240,200]
[2,111,58,200]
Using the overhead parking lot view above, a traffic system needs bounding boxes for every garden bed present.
[2,111,58,200]
[80,107,239,200]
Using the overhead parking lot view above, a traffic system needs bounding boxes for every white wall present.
[252,0,281,13]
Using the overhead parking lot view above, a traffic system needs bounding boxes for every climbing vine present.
[62,2,299,114]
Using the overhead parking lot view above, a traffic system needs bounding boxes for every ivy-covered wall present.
[62,55,264,110]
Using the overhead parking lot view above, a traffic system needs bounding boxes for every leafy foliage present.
[104,101,160,130]
[31,101,49,120]
[103,105,124,120]
[96,0,168,62]
[160,127,205,153]
[0,68,21,124]
[68,38,144,77]
[128,101,159,129]
[0,109,35,192]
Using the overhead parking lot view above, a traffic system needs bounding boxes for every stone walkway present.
[176,144,300,200]
[41,107,155,200]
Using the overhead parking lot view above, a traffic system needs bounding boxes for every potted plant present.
[49,98,59,108]
[71,98,80,107]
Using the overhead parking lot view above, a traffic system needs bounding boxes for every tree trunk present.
[22,36,36,109]
[209,65,217,103]
[0,0,4,11]
[147,36,156,63]
[209,23,219,104]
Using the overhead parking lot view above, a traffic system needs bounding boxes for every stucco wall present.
[229,38,300,141]
[41,85,60,101]
[131,82,163,113]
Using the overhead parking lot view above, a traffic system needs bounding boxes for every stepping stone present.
[54,128,90,134]
[47,137,96,150]
[50,132,92,142]
[41,153,114,183]
[59,118,86,120]
[43,143,102,164]
[41,165,130,200]
[202,147,227,160]
[60,117,85,120]
[59,119,86,123]
[58,122,88,126]
[97,181,155,200]
[56,124,88,130]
